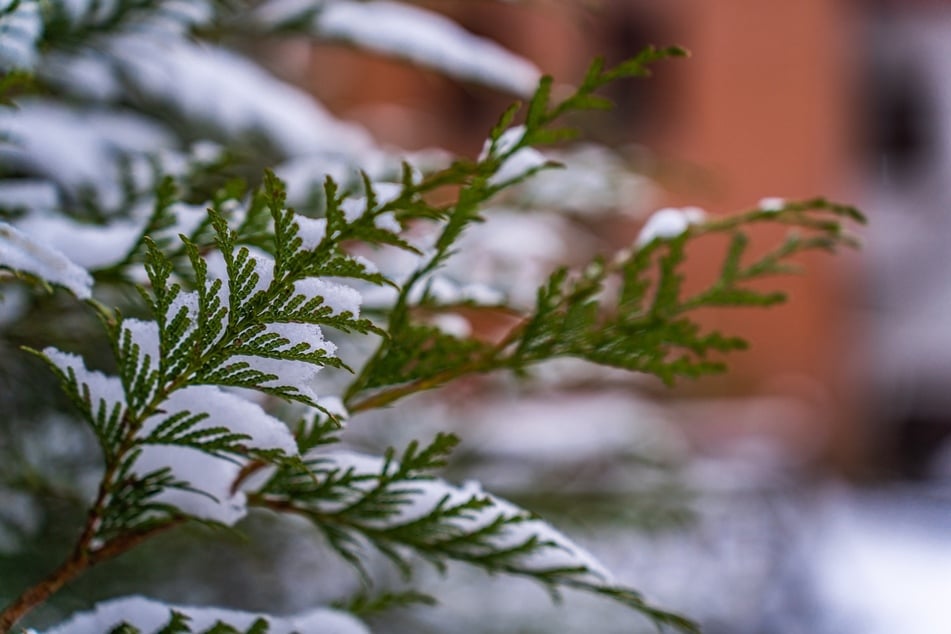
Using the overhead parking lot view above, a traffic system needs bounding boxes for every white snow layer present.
[314,450,613,584]
[0,0,41,70]
[0,100,176,210]
[141,385,298,455]
[44,595,370,634]
[52,0,213,33]
[259,0,540,96]
[636,206,706,245]
[14,214,141,270]
[294,215,329,250]
[294,277,362,316]
[106,35,375,159]
[757,196,786,212]
[43,337,301,525]
[42,348,125,414]
[445,210,568,307]
[132,385,299,525]
[810,493,951,634]
[229,321,338,402]
[173,249,355,403]
[0,180,60,213]
[134,444,249,524]
[0,222,94,299]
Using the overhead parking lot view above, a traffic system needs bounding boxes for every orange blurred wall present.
[302,0,866,469]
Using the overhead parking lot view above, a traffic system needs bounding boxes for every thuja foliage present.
[0,2,864,633]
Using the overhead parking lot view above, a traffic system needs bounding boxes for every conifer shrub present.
[0,2,862,632]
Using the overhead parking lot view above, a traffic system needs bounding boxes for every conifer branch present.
[0,8,865,630]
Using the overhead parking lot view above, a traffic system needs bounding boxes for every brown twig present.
[0,519,183,633]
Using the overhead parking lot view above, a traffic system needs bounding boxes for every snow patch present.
[0,100,175,210]
[294,277,362,316]
[133,444,247,525]
[480,127,547,186]
[45,596,370,634]
[294,214,328,250]
[0,180,60,213]
[13,215,141,270]
[42,348,125,415]
[122,319,161,374]
[0,222,94,299]
[0,1,41,70]
[107,36,375,159]
[637,206,707,245]
[271,0,541,96]
[140,385,298,455]
[758,196,785,212]
[311,450,615,584]
[430,312,472,338]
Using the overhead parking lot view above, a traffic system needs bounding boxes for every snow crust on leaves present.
[636,206,707,245]
[294,214,329,250]
[0,180,60,213]
[0,222,94,299]
[758,196,785,212]
[42,339,300,525]
[262,322,337,358]
[15,215,141,270]
[231,355,325,403]
[122,318,161,368]
[52,0,214,34]
[131,385,299,525]
[0,1,41,70]
[42,347,125,412]
[260,0,540,96]
[45,595,370,634]
[142,385,298,455]
[295,277,362,316]
[134,444,248,525]
[106,36,375,158]
[315,450,613,584]
[446,210,572,307]
[0,101,175,209]
[229,322,338,402]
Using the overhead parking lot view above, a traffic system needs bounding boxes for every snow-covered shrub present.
[0,1,863,632]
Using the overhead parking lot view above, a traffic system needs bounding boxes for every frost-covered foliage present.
[46,596,369,634]
[0,2,864,633]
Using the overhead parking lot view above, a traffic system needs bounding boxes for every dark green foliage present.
[111,611,274,634]
[252,433,698,630]
[334,589,438,616]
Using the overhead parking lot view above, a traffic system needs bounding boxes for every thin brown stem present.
[0,520,183,633]
[346,358,495,414]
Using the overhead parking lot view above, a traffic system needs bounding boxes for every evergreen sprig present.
[31,174,431,551]
[343,55,864,410]
[344,51,691,409]
[252,434,700,632]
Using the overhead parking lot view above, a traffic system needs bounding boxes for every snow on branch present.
[0,100,175,210]
[254,437,697,631]
[0,0,41,70]
[0,221,94,299]
[258,0,541,96]
[105,36,376,159]
[45,595,370,634]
